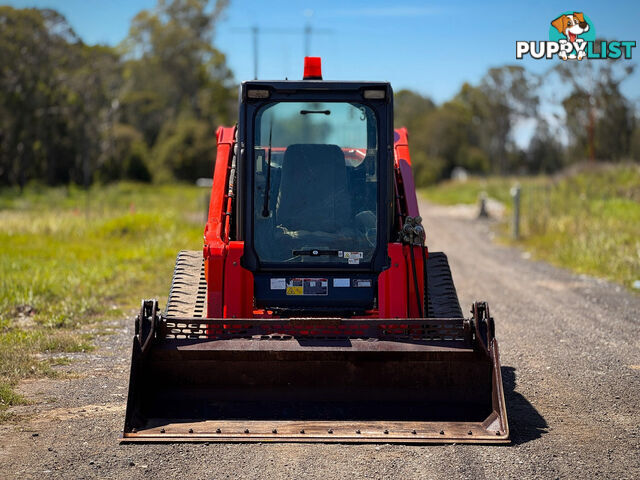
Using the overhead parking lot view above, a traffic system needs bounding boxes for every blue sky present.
[5,0,640,146]
[5,0,639,103]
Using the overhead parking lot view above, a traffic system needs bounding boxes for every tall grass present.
[422,164,640,291]
[0,182,205,414]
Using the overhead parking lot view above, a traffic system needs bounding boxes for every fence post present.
[477,191,489,219]
[196,178,214,224]
[510,184,521,240]
[544,184,551,233]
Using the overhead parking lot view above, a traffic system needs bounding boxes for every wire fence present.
[508,178,640,289]
[509,180,630,240]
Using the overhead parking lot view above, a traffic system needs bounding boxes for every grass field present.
[422,164,640,291]
[0,182,205,415]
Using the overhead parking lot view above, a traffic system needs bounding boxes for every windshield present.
[253,101,378,265]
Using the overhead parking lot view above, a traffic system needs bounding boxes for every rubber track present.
[426,252,463,318]
[165,250,206,318]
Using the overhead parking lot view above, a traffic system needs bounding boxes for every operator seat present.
[276,144,352,238]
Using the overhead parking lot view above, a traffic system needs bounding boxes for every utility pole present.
[251,25,258,80]
[304,23,311,57]
[302,23,332,56]
[233,24,332,79]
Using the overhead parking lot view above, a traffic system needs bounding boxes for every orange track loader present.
[122,58,509,443]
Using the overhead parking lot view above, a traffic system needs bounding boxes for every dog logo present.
[550,12,590,60]
[516,12,635,61]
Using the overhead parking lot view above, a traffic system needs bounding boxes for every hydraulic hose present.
[402,216,428,318]
[409,243,424,318]
[421,239,429,317]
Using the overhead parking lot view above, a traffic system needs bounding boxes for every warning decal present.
[341,251,363,264]
[286,278,328,296]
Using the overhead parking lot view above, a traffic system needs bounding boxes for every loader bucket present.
[122,300,508,443]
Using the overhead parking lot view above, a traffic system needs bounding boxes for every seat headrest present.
[276,144,351,232]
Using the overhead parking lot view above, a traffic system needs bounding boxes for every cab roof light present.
[303,57,322,80]
[247,89,270,99]
[363,89,386,100]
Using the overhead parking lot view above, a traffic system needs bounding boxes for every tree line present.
[0,1,638,189]
[395,60,639,184]
[0,1,235,188]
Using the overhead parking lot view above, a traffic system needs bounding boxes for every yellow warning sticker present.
[285,278,328,296]
[286,286,303,296]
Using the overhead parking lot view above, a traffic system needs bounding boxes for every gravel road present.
[1,198,638,479]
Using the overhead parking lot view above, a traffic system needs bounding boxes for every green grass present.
[0,182,205,413]
[421,164,640,291]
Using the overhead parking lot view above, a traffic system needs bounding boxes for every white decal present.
[333,278,350,287]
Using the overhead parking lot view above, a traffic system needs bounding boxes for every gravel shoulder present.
[0,198,638,480]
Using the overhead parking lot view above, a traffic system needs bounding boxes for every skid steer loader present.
[122,57,509,443]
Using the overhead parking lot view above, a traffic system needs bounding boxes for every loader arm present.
[202,125,235,318]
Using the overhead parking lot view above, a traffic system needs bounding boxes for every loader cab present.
[238,59,394,314]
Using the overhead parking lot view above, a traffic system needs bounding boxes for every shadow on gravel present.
[502,366,548,445]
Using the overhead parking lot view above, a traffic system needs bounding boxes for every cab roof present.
[240,80,393,102]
